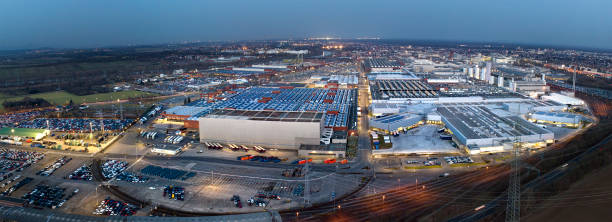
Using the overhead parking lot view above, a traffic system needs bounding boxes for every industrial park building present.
[529,111,584,127]
[541,92,585,106]
[438,105,554,154]
[369,113,422,132]
[199,109,324,150]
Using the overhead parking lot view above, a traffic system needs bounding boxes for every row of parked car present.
[115,171,148,183]
[93,197,138,216]
[22,185,76,209]
[140,165,193,180]
[0,173,13,183]
[0,149,44,171]
[37,156,71,176]
[163,186,185,201]
[203,142,266,153]
[0,174,20,189]
[101,160,128,180]
[20,118,132,132]
[1,177,32,196]
[66,165,92,181]
[444,156,474,164]
[0,149,45,163]
[237,155,282,163]
[0,160,26,172]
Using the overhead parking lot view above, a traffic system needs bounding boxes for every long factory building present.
[188,87,357,151]
[199,110,324,150]
[370,80,439,100]
[438,105,554,154]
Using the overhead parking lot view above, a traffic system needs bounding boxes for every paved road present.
[353,64,373,170]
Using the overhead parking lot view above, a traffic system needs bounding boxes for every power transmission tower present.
[506,138,521,222]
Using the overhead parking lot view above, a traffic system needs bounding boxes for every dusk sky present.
[1,0,611,50]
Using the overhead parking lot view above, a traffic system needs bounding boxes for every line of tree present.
[2,97,52,111]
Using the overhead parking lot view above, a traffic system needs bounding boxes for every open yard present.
[0,90,158,111]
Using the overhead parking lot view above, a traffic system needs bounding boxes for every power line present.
[506,138,521,222]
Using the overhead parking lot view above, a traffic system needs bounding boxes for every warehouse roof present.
[0,128,48,138]
[370,80,438,100]
[204,109,324,122]
[533,111,582,119]
[364,58,402,68]
[164,106,210,117]
[438,106,550,140]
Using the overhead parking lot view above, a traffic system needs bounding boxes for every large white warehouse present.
[529,111,584,127]
[542,93,585,106]
[199,109,323,150]
[438,105,554,153]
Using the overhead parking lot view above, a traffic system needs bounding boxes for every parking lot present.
[373,125,461,155]
[181,144,298,163]
[118,164,362,213]
[0,146,110,215]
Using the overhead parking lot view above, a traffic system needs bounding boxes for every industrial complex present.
[0,38,607,222]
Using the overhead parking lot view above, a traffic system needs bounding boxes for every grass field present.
[0,90,158,111]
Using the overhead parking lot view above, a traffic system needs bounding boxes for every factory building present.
[310,75,358,88]
[541,92,585,106]
[367,72,419,80]
[199,110,323,150]
[528,111,584,128]
[369,113,423,133]
[162,106,211,129]
[508,79,550,97]
[184,87,356,131]
[370,103,435,117]
[438,105,554,154]
[363,58,403,73]
[369,80,438,101]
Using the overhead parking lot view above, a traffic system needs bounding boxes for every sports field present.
[0,90,158,111]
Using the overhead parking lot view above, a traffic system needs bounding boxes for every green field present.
[0,90,158,111]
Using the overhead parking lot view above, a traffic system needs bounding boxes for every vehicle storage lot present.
[0,137,357,216]
[0,148,107,215]
[119,166,361,213]
[111,157,361,213]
